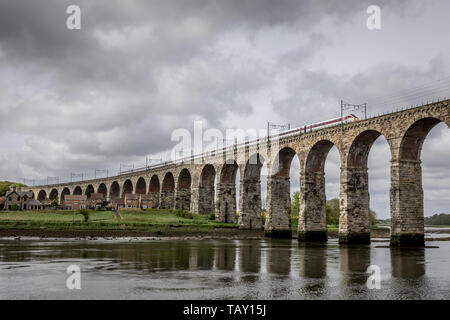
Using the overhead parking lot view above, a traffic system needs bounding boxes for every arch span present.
[391,117,446,246]
[198,164,216,215]
[122,179,133,197]
[216,161,238,223]
[98,183,107,199]
[161,172,175,208]
[176,169,191,211]
[85,185,95,199]
[37,190,47,201]
[148,175,160,208]
[110,181,120,200]
[73,186,82,195]
[49,189,58,202]
[299,140,340,242]
[265,147,298,238]
[61,188,70,202]
[339,130,385,244]
[136,177,146,195]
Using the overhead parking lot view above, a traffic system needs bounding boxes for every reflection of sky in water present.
[0,239,449,300]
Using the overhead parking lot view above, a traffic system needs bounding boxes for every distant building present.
[112,198,125,210]
[64,195,87,210]
[29,199,43,210]
[88,193,105,209]
[124,193,138,209]
[40,198,53,209]
[4,186,34,210]
[139,194,153,209]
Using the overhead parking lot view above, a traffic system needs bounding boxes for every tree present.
[370,209,377,226]
[291,191,300,216]
[326,198,340,225]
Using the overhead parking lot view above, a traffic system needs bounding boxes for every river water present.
[0,238,449,300]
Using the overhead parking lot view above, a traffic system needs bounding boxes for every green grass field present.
[0,209,237,232]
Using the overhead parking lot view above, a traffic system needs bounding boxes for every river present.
[0,238,449,299]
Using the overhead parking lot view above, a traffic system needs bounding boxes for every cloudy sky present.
[0,0,449,218]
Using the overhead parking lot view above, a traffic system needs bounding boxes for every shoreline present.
[0,227,448,241]
[0,227,386,240]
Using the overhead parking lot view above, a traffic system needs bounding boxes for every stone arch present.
[49,188,58,201]
[85,184,95,199]
[136,177,147,195]
[61,187,70,202]
[399,117,443,161]
[161,172,175,208]
[148,175,160,208]
[199,164,216,215]
[97,183,107,199]
[110,181,120,199]
[37,190,47,201]
[122,179,133,197]
[390,117,446,246]
[216,161,239,223]
[265,147,298,238]
[299,140,341,241]
[238,153,265,229]
[340,130,386,244]
[73,186,82,195]
[176,169,191,210]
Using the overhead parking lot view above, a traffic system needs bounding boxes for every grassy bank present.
[0,209,388,239]
[0,209,238,233]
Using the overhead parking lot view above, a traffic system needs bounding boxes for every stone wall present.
[265,175,291,238]
[339,167,371,243]
[215,183,236,223]
[175,189,191,210]
[238,178,263,229]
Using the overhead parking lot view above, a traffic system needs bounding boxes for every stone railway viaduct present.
[24,100,450,246]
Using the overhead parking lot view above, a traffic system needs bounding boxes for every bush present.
[11,204,18,211]
[208,213,215,220]
[78,209,90,222]
[174,208,193,219]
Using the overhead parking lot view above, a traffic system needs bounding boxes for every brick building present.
[64,195,87,210]
[88,193,105,209]
[124,193,138,209]
[139,194,153,209]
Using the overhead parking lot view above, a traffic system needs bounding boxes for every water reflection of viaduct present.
[27,101,450,246]
[0,240,427,297]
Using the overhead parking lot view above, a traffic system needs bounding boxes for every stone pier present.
[298,171,327,241]
[238,177,263,230]
[390,159,425,246]
[339,167,371,244]
[265,175,292,238]
[215,183,236,223]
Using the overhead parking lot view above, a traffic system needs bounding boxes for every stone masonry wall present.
[339,167,371,243]
[390,159,424,246]
[238,179,263,229]
[298,171,327,240]
[265,175,291,237]
[175,189,191,210]
[161,190,175,209]
[215,183,236,223]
